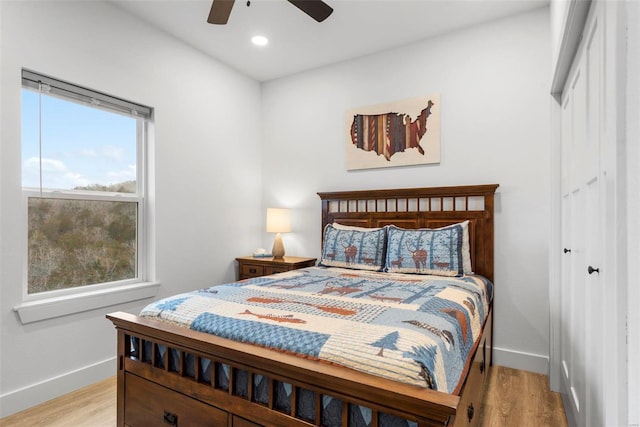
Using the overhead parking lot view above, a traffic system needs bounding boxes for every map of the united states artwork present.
[346,95,440,170]
[350,99,434,161]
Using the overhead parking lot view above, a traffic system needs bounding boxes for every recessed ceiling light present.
[251,35,269,46]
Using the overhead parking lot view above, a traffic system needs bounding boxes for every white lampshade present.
[266,208,291,258]
[266,208,291,233]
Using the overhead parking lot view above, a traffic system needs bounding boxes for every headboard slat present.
[318,184,499,282]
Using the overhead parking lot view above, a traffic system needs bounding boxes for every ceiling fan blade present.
[287,0,333,22]
[207,0,235,24]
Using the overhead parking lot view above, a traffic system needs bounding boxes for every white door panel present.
[559,4,604,426]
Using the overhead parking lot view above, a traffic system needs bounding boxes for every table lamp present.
[266,208,291,258]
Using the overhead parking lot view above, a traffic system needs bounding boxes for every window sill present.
[14,281,160,324]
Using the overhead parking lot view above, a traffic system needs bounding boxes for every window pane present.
[27,197,137,294]
[21,89,138,192]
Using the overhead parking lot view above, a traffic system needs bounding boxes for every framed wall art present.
[346,94,440,170]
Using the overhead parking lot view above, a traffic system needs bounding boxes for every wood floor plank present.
[0,377,116,427]
[1,366,567,426]
[480,366,568,427]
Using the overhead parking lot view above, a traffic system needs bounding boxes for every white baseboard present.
[492,346,549,375]
[0,357,116,418]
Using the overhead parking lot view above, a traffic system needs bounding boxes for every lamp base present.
[272,233,285,258]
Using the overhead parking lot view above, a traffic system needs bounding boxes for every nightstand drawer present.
[265,266,289,275]
[240,264,265,278]
[236,256,316,280]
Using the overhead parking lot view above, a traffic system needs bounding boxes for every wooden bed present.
[107,184,499,427]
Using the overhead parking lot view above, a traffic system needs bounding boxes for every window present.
[21,69,152,297]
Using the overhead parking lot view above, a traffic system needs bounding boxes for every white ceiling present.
[113,0,548,82]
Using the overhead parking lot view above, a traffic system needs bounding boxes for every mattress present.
[139,266,493,394]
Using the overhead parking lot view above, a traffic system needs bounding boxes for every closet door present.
[559,4,605,426]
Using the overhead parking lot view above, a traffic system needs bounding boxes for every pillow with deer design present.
[384,224,464,276]
[319,224,386,271]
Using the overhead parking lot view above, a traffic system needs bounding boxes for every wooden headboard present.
[317,184,499,282]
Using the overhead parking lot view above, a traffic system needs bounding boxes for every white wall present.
[261,7,552,374]
[0,1,262,417]
[550,0,570,72]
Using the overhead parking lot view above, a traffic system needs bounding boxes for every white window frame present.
[14,70,158,323]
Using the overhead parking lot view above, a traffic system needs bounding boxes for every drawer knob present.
[588,265,600,275]
[164,411,178,426]
[467,403,475,421]
[249,268,257,274]
[564,248,571,254]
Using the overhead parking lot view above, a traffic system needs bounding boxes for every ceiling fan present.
[207,0,333,25]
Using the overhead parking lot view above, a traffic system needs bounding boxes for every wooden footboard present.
[108,306,492,427]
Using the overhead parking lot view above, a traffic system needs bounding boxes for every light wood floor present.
[0,376,116,427]
[479,366,568,427]
[0,366,567,427]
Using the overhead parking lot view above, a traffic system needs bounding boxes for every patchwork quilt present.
[139,266,493,394]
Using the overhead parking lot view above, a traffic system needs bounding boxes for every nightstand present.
[236,256,317,280]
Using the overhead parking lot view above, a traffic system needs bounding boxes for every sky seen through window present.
[21,89,137,191]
